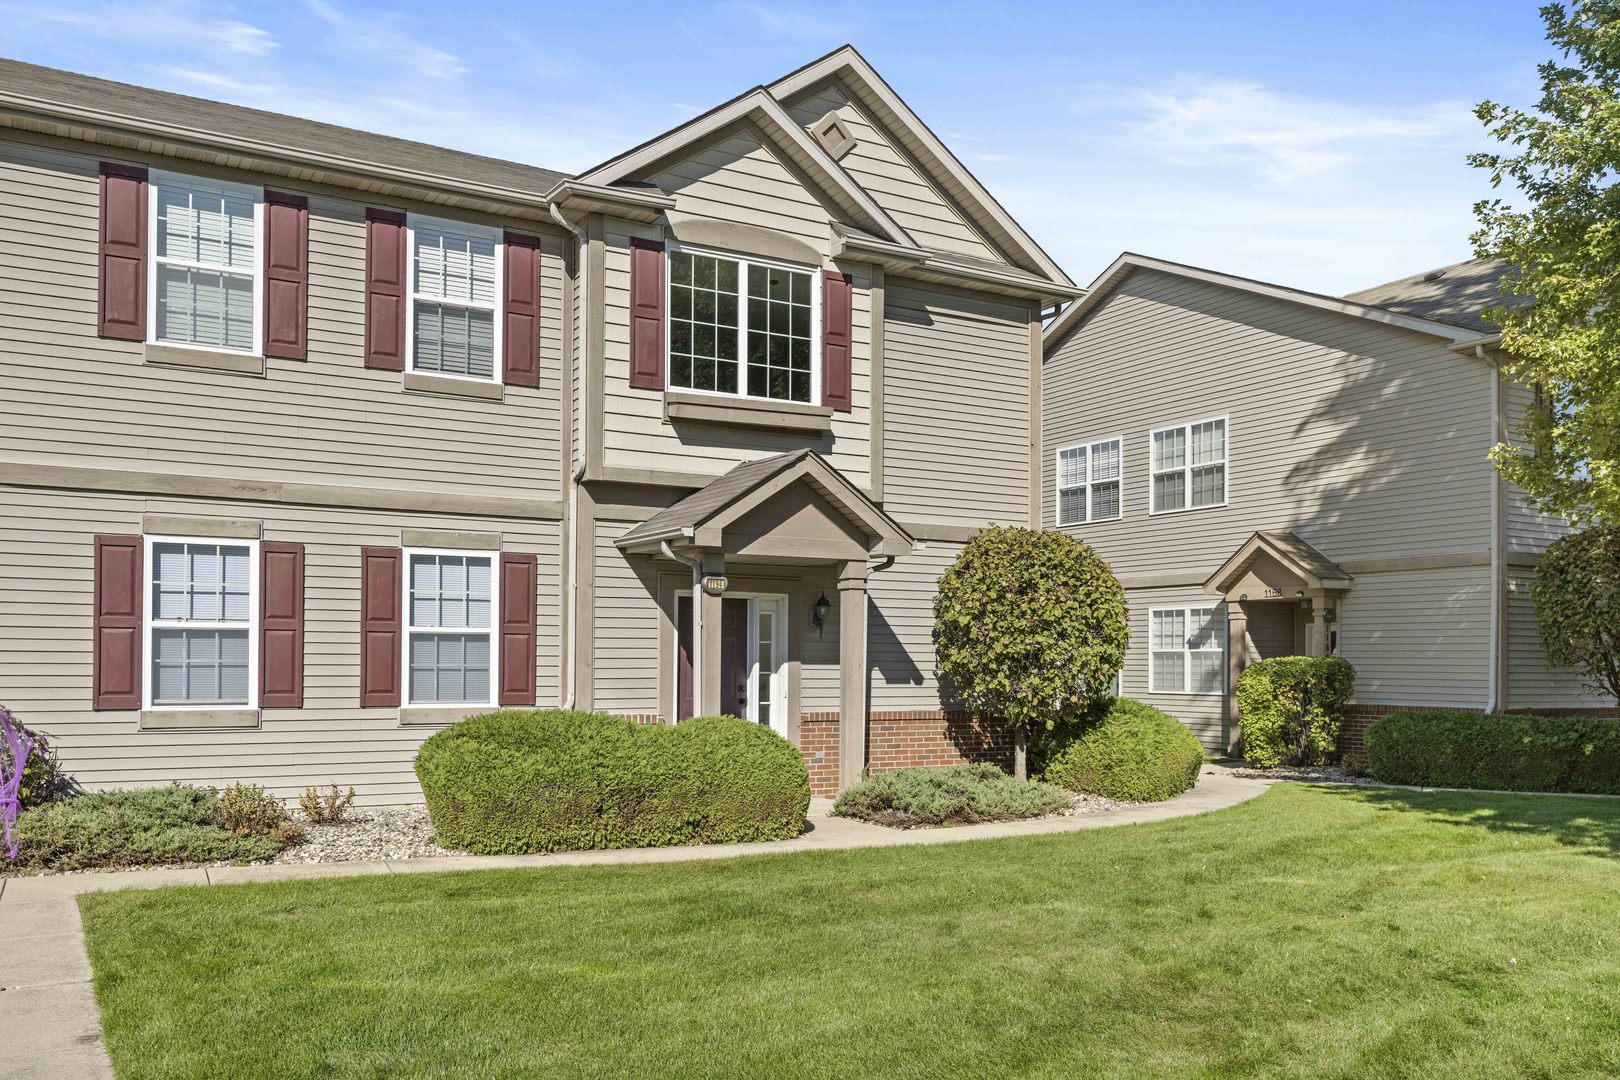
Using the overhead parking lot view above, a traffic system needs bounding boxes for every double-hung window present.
[1056,437,1122,525]
[668,247,818,403]
[150,171,262,353]
[408,216,501,382]
[145,538,258,708]
[1151,417,1226,513]
[406,550,497,706]
[1149,605,1226,695]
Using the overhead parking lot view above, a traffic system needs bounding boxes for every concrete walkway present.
[0,766,1270,1078]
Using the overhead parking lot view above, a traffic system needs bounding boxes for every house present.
[0,47,1078,801]
[1040,253,1613,759]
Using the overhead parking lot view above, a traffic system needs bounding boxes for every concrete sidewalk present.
[0,767,1270,1078]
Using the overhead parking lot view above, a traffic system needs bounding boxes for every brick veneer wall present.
[798,713,841,796]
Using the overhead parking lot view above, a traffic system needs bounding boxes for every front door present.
[675,593,787,733]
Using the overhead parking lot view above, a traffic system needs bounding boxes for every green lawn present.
[80,785,1620,1079]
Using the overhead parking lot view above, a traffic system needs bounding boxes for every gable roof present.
[1044,253,1494,353]
[576,85,912,247]
[1344,258,1524,335]
[1205,531,1353,595]
[0,57,567,212]
[617,449,913,557]
[768,47,1073,288]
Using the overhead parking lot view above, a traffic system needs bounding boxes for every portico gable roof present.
[617,449,913,559]
[1205,531,1353,597]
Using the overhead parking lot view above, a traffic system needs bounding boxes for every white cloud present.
[1082,76,1473,184]
[1,1,276,56]
[719,1,854,40]
[295,0,467,81]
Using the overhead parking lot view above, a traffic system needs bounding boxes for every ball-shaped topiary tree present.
[1532,525,1620,703]
[932,526,1129,779]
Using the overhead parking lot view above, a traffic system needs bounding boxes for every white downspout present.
[1485,346,1502,713]
[552,203,588,711]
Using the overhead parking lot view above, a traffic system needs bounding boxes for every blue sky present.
[1,0,1552,292]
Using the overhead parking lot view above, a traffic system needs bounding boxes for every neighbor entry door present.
[675,592,787,734]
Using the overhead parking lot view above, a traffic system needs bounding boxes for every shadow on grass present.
[1319,783,1620,859]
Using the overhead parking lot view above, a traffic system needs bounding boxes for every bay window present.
[1149,605,1226,695]
[406,550,496,706]
[149,171,262,353]
[1056,437,1122,525]
[146,538,257,708]
[408,216,501,382]
[668,247,817,403]
[1151,417,1227,513]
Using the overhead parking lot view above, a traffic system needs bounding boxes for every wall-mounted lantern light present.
[812,592,831,636]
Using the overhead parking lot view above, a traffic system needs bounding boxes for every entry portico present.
[1204,531,1354,748]
[617,450,913,789]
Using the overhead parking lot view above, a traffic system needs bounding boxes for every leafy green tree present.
[1531,525,1620,702]
[932,527,1128,780]
[1472,1,1620,523]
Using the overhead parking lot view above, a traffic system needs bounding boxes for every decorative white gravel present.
[1064,792,1135,815]
[1225,764,1379,786]
[271,806,467,865]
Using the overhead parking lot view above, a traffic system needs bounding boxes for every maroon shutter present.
[360,547,402,707]
[260,542,305,708]
[364,209,407,371]
[822,270,853,412]
[263,191,309,360]
[502,231,541,388]
[98,163,148,341]
[93,535,142,710]
[498,553,538,706]
[628,237,665,390]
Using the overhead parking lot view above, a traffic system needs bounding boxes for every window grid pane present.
[745,264,813,402]
[669,252,740,394]
[1150,606,1225,694]
[156,180,255,270]
[413,302,494,379]
[151,629,249,706]
[409,633,491,704]
[1090,440,1120,482]
[155,265,255,351]
[151,542,250,624]
[409,554,492,630]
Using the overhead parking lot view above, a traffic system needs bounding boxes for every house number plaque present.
[701,574,729,597]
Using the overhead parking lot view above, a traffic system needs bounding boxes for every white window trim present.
[404,214,504,385]
[146,170,264,357]
[1147,603,1227,697]
[1147,415,1230,516]
[142,535,260,711]
[1055,435,1124,526]
[402,547,500,708]
[664,242,822,405]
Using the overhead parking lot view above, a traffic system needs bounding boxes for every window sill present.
[399,705,494,727]
[140,707,261,730]
[663,391,833,434]
[144,343,266,377]
[403,372,505,402]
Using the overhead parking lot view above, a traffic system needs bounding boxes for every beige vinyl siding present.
[883,285,1031,527]
[1118,587,1227,748]
[1502,381,1574,556]
[597,135,873,485]
[1338,567,1491,706]
[787,84,999,262]
[590,520,662,715]
[867,541,959,710]
[0,137,565,501]
[0,485,561,804]
[1504,570,1613,709]
[1044,269,1494,577]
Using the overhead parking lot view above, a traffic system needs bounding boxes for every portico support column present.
[1224,602,1248,755]
[697,551,724,717]
[1305,590,1329,657]
[837,560,870,792]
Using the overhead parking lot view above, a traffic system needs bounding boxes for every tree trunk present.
[1012,725,1028,782]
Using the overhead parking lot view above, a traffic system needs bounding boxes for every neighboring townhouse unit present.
[1042,254,1614,757]
[0,48,1077,800]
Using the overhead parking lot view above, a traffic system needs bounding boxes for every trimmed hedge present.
[1236,656,1356,768]
[415,710,810,854]
[1366,711,1620,794]
[1032,698,1205,802]
[832,764,1073,828]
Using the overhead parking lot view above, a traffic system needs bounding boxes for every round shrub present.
[1032,698,1204,802]
[1366,710,1620,794]
[415,710,810,854]
[1236,656,1356,768]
